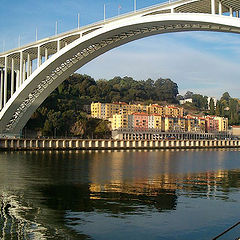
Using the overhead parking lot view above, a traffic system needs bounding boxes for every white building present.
[207,97,217,109]
[179,98,193,105]
[148,115,155,129]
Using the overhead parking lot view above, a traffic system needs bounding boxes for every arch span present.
[1,13,240,135]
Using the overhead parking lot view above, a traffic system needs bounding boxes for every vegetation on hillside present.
[25,74,179,137]
[178,91,240,125]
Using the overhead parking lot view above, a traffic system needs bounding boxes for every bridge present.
[0,0,240,136]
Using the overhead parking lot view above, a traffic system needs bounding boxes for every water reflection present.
[0,149,240,239]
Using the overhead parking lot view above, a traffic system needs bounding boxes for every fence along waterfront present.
[0,138,239,150]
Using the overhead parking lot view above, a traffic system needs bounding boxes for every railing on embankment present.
[0,138,239,151]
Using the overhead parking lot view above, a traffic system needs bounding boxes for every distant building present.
[231,126,240,137]
[92,102,228,134]
[111,114,128,130]
[91,102,183,120]
[133,112,149,130]
[179,98,193,105]
[207,97,217,110]
[164,105,183,117]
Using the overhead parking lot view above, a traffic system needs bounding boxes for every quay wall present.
[0,138,239,151]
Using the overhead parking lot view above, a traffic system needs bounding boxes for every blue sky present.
[1,0,240,98]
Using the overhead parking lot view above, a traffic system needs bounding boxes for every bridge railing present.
[0,0,182,56]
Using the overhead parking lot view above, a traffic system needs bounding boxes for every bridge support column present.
[0,69,3,110]
[4,56,8,106]
[57,40,61,52]
[37,46,41,67]
[218,1,222,15]
[20,51,23,85]
[30,60,33,75]
[230,7,233,17]
[16,70,20,89]
[45,48,48,61]
[27,54,30,77]
[237,11,239,18]
[23,59,26,82]
[211,0,215,14]
[11,58,15,96]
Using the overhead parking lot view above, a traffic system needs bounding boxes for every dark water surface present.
[0,149,240,239]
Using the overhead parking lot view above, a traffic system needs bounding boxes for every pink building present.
[133,113,149,130]
[205,116,219,133]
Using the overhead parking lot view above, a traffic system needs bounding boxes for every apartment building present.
[91,102,183,119]
[92,102,228,133]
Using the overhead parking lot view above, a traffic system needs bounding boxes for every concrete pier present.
[0,138,239,151]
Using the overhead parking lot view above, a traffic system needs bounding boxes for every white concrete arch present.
[1,11,240,135]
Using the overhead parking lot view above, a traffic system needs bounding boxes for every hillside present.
[25,74,179,137]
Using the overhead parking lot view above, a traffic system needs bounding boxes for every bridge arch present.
[1,13,240,135]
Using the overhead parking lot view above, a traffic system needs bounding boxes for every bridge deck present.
[0,0,239,60]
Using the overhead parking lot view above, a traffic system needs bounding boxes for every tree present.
[184,91,194,99]
[192,94,208,110]
[221,92,231,103]
[25,73,181,137]
[154,78,179,103]
[94,120,111,139]
[209,98,215,115]
[215,100,222,116]
[70,119,87,137]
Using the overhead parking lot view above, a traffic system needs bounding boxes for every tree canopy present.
[25,74,179,137]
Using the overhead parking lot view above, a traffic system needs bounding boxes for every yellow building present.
[164,106,183,117]
[185,116,197,132]
[111,114,128,130]
[153,115,162,130]
[147,104,164,115]
[198,118,206,133]
[178,118,186,132]
[91,102,142,119]
[214,116,228,132]
[91,102,104,119]
[163,117,175,131]
[92,102,184,120]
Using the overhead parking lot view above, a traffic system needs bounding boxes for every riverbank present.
[0,138,239,151]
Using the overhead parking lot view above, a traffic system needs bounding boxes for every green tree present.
[94,120,111,139]
[221,92,231,104]
[209,98,215,115]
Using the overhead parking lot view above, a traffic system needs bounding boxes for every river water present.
[0,149,240,239]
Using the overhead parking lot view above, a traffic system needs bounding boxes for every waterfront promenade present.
[0,138,239,151]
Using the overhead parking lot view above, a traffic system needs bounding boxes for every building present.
[179,98,193,105]
[153,115,162,130]
[148,115,155,129]
[185,115,199,132]
[147,104,164,115]
[207,97,217,110]
[164,106,183,117]
[198,117,207,133]
[205,116,219,133]
[133,112,149,130]
[178,118,186,132]
[214,116,228,132]
[92,102,229,135]
[231,126,240,138]
[91,102,183,120]
[111,114,128,130]
[91,102,104,119]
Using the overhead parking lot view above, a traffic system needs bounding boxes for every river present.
[0,149,240,239]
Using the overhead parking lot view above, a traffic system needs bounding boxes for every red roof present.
[133,112,149,116]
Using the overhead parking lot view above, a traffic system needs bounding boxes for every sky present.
[1,0,240,99]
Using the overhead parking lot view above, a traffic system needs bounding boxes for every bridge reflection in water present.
[0,149,240,239]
